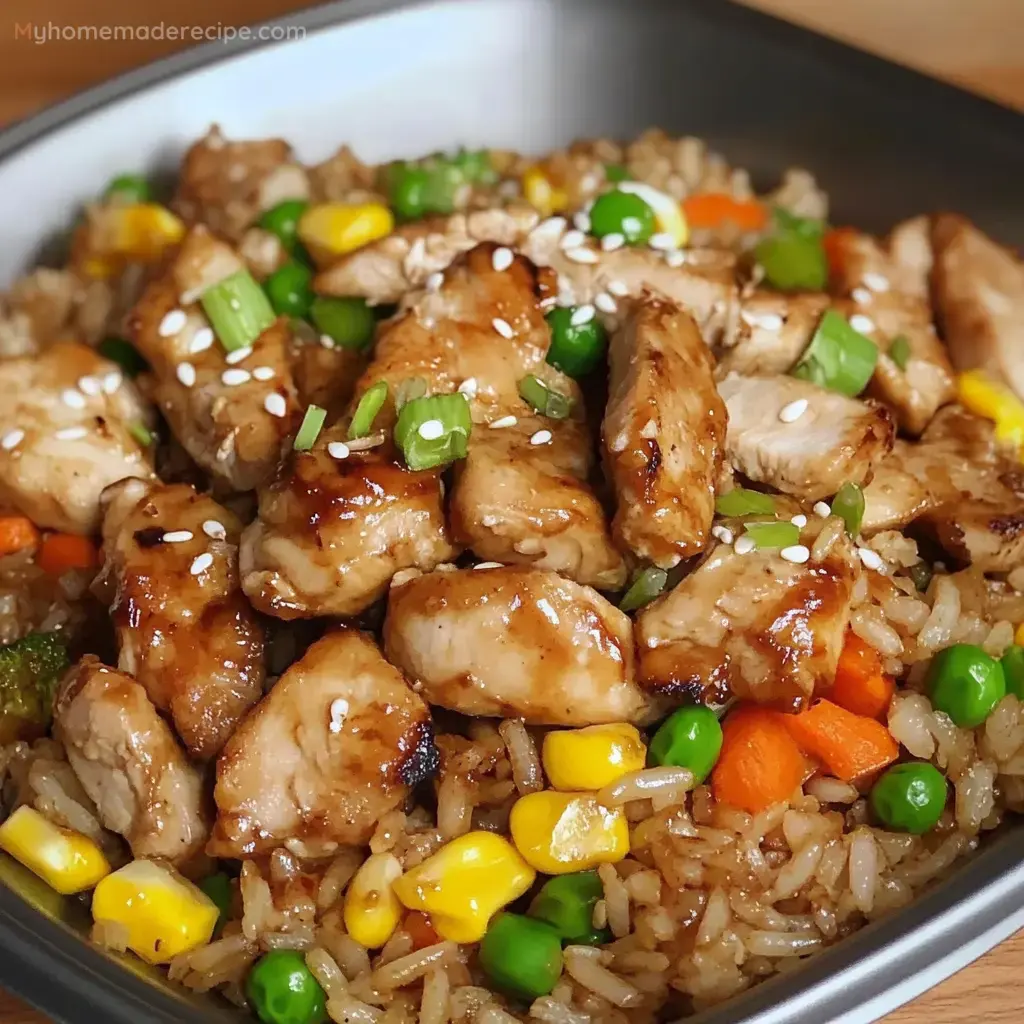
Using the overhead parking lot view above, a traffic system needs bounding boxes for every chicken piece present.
[384,566,657,726]
[931,214,1024,401]
[290,339,366,424]
[830,218,955,435]
[307,144,380,203]
[859,441,944,535]
[636,532,859,711]
[130,228,302,491]
[718,374,895,502]
[54,658,209,864]
[95,479,264,760]
[208,630,437,858]
[0,342,154,533]
[172,125,311,243]
[603,299,726,566]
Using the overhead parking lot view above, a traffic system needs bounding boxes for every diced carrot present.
[36,533,98,575]
[830,631,895,720]
[823,226,859,279]
[682,193,767,233]
[403,911,440,950]
[0,516,40,557]
[783,698,898,783]
[711,705,808,814]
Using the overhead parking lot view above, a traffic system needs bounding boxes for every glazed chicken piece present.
[172,125,311,243]
[603,299,727,566]
[208,630,437,858]
[718,374,895,502]
[95,479,264,760]
[130,227,302,491]
[290,339,367,423]
[931,214,1024,400]
[54,658,209,864]
[636,531,859,711]
[384,566,657,726]
[0,341,154,533]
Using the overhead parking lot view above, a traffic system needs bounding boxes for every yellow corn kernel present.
[509,791,629,875]
[392,831,534,943]
[108,203,185,261]
[1016,623,1024,647]
[343,852,403,949]
[542,724,647,791]
[92,860,218,965]
[957,370,1024,424]
[0,806,110,895]
[522,166,567,218]
[298,202,394,261]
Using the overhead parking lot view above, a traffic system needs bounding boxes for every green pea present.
[246,950,326,1024]
[103,173,152,205]
[387,164,431,221]
[870,762,948,834]
[545,307,608,378]
[479,912,563,1001]
[528,871,603,943]
[310,296,376,351]
[451,148,497,185]
[926,643,1006,728]
[198,872,233,936]
[588,189,656,245]
[258,200,309,253]
[263,262,314,318]
[603,163,628,184]
[648,705,723,783]
[1001,645,1024,699]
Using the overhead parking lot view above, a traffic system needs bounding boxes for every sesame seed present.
[734,536,756,555]
[190,552,214,576]
[813,501,832,518]
[229,298,241,311]
[202,520,226,540]
[252,366,275,382]
[162,530,194,543]
[607,279,630,298]
[221,369,252,386]
[1,430,24,451]
[530,429,553,446]
[790,514,808,528]
[102,371,122,394]
[664,250,686,268]
[640,419,658,439]
[570,304,596,327]
[850,314,875,335]
[77,376,101,397]
[851,287,873,305]
[531,217,568,244]
[779,398,809,423]
[329,697,350,733]
[491,247,514,272]
[742,310,784,331]
[418,418,445,441]
[862,272,890,293]
[489,415,517,430]
[158,309,188,337]
[474,561,504,570]
[190,327,215,353]
[594,292,617,314]
[781,544,811,564]
[176,363,196,388]
[600,233,625,252]
[565,247,599,265]
[560,229,587,250]
[492,318,515,339]
[264,393,287,418]
[55,427,87,440]
[328,441,350,460]
[711,525,734,545]
[320,334,335,349]
[622,216,642,236]
[225,345,253,365]
[858,547,884,571]
[573,212,592,233]
[649,232,676,251]
[61,389,86,410]
[457,377,478,398]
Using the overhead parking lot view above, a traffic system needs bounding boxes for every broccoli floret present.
[0,632,70,739]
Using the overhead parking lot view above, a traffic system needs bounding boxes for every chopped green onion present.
[394,377,428,410]
[755,208,828,292]
[714,488,776,518]
[451,148,498,185]
[394,393,472,471]
[604,163,628,184]
[889,335,911,371]
[257,199,309,253]
[772,207,826,239]
[128,422,154,447]
[831,482,865,537]
[349,382,389,439]
[518,375,573,419]
[792,310,879,397]
[909,561,933,593]
[103,173,151,205]
[310,297,376,351]
[98,336,148,377]
[293,404,327,451]
[743,521,800,550]
[200,269,276,353]
[619,567,668,613]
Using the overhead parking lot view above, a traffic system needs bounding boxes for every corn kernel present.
[110,204,185,261]
[522,167,567,218]
[958,370,1024,424]
[1016,623,1024,647]
[298,202,394,262]
[92,860,218,965]
[343,852,403,949]
[0,806,110,895]
[542,724,647,791]
[392,831,534,943]
[509,791,629,875]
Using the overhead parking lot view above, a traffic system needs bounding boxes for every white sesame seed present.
[862,272,890,293]
[61,389,86,410]
[621,216,642,236]
[565,247,599,265]
[202,520,226,540]
[530,429,553,446]
[252,366,275,382]
[158,309,188,337]
[102,371,122,394]
[560,229,587,250]
[640,419,658,439]
[851,287,873,305]
[190,327,215,353]
[328,697,350,734]
[491,247,514,272]
[78,376,101,397]
[225,346,253,365]
[570,304,596,327]
[742,310,784,331]
[457,377,478,398]
[1,430,24,451]
[607,279,630,298]
[573,212,592,233]
[813,501,832,518]
[221,369,252,386]
[492,318,515,340]
[474,561,504,570]
[790,514,808,528]
[531,217,568,244]
[849,314,875,335]
[190,552,213,576]
[489,415,517,430]
[418,418,445,441]
[320,334,335,349]
[779,398,809,423]
[664,250,686,268]
[781,544,811,564]
[55,427,87,441]
[176,363,196,388]
[858,547,884,571]
[264,393,287,418]
[734,536,756,555]
[600,233,625,252]
[595,292,617,314]
[711,525,734,545]
[229,298,241,311]
[162,530,194,544]
[328,440,350,460]
[649,232,676,251]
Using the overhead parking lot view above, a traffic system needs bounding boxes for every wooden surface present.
[0,0,1022,1021]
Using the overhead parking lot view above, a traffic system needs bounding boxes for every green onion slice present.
[714,487,776,518]
[349,382,389,439]
[98,336,148,377]
[619,567,668,613]
[792,309,879,397]
[754,207,828,292]
[518,375,573,420]
[394,377,428,410]
[103,173,151,205]
[394,393,473,471]
[744,521,800,550]
[889,335,911,371]
[128,422,154,447]
[200,269,276,353]
[293,404,327,451]
[310,296,376,351]
[772,207,826,239]
[831,481,865,538]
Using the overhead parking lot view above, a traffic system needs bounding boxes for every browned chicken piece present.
[307,144,380,203]
[95,479,265,760]
[208,630,437,858]
[636,532,859,711]
[0,342,154,533]
[384,566,658,726]
[931,213,1024,400]
[603,299,726,567]
[290,338,366,423]
[54,658,210,864]
[829,217,955,435]
[718,374,895,502]
[130,228,302,491]
[172,125,311,242]
[237,227,289,280]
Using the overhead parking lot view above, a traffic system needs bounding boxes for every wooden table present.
[0,0,1021,1021]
